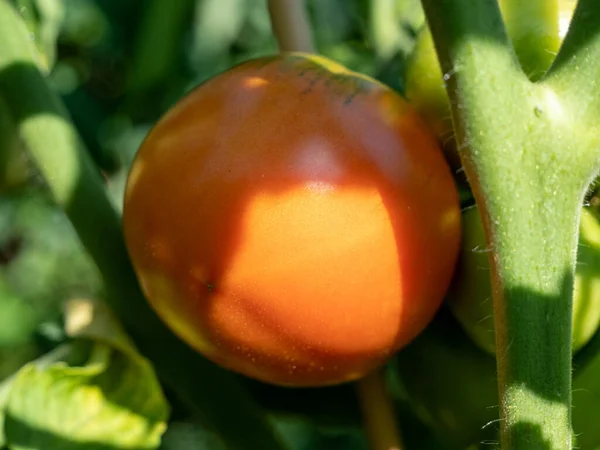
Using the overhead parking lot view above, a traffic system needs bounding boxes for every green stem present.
[0,2,285,449]
[421,0,600,448]
[546,0,600,95]
[554,0,600,375]
[544,0,600,137]
[267,0,315,53]
[355,370,403,450]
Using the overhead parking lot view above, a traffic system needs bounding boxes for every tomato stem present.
[420,0,600,448]
[267,0,315,53]
[356,369,404,450]
[0,3,286,450]
[544,0,600,125]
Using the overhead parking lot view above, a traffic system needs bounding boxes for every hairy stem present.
[544,0,600,142]
[267,0,315,53]
[421,0,600,448]
[546,0,600,98]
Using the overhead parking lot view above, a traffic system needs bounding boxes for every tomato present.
[405,0,576,170]
[447,205,600,355]
[122,53,461,387]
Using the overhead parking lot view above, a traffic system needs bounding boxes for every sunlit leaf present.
[3,301,169,450]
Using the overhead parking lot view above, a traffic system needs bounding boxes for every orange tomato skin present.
[123,54,461,387]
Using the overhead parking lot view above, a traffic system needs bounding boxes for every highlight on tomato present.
[122,53,461,387]
[447,205,600,355]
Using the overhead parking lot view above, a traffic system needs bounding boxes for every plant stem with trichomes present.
[421,0,600,448]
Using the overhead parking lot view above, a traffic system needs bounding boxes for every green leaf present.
[3,301,169,450]
[0,344,72,447]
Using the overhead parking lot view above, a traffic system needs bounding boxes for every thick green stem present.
[421,0,600,448]
[544,0,600,152]
[546,0,600,104]
[0,2,285,449]
[552,0,600,375]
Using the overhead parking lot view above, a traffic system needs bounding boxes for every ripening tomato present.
[448,205,600,355]
[123,53,461,387]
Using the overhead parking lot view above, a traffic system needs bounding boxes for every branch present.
[420,1,591,449]
[267,0,315,53]
[356,369,403,450]
[545,0,600,131]
[419,0,530,178]
[0,2,285,449]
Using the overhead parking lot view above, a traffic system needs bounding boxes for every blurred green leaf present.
[35,0,65,69]
[4,300,169,450]
[60,0,109,48]
[127,0,194,93]
[0,188,103,332]
[0,344,72,447]
[0,279,36,346]
[190,0,248,65]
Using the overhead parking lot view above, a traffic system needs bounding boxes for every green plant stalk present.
[0,2,286,449]
[127,0,193,92]
[355,369,404,450]
[420,0,600,448]
[267,0,314,52]
[553,0,600,372]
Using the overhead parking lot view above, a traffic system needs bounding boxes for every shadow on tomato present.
[123,54,461,387]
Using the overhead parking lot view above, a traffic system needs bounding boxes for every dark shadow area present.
[395,306,500,449]
[497,275,573,406]
[398,273,577,447]
[505,421,553,450]
[241,377,363,428]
